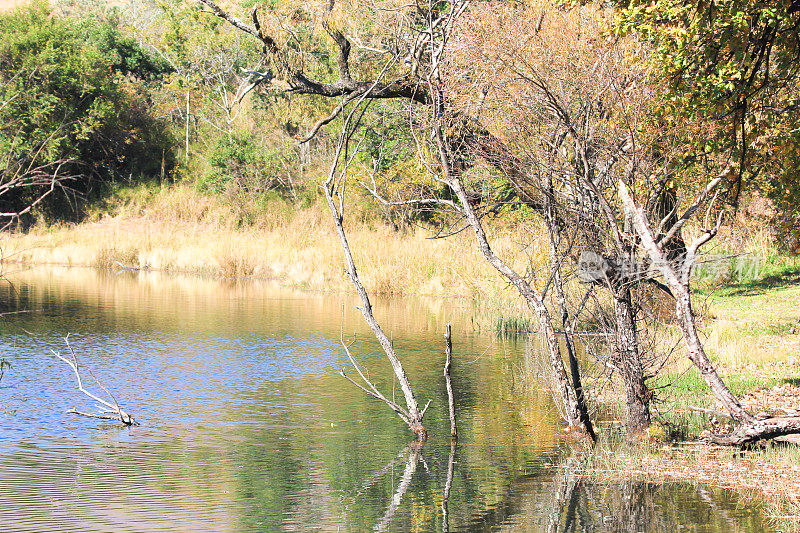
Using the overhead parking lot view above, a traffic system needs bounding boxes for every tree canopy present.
[615,0,800,243]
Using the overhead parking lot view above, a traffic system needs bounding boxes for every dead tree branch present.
[443,323,457,439]
[339,333,413,425]
[620,180,800,445]
[51,335,136,426]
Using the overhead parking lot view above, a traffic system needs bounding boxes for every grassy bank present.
[644,258,800,440]
[4,182,800,524]
[1,184,534,308]
[587,259,800,530]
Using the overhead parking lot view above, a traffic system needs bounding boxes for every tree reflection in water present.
[465,458,762,533]
[354,447,766,532]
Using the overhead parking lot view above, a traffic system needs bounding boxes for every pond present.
[0,267,772,532]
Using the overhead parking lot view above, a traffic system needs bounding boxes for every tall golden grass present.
[1,184,534,302]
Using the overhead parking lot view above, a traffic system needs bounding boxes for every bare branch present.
[196,0,265,45]
[338,333,412,424]
[298,89,367,143]
[658,168,729,248]
[51,335,136,426]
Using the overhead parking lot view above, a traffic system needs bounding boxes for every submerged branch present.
[51,335,136,426]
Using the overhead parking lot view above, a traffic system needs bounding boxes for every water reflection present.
[0,267,772,532]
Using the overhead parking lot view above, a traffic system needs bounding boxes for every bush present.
[199,132,291,195]
[0,1,175,224]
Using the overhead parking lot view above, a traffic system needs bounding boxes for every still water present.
[0,267,771,532]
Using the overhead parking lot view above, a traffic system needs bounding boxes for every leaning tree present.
[194,0,800,445]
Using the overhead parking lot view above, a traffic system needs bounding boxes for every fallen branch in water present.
[325,92,430,439]
[51,335,137,426]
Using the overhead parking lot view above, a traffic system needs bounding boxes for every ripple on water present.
[0,268,776,532]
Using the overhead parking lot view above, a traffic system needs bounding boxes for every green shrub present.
[0,1,175,224]
[198,132,290,195]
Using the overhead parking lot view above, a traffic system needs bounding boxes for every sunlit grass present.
[2,184,536,301]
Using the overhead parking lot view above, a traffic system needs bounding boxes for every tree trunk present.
[612,286,652,439]
[622,182,800,444]
[675,291,753,424]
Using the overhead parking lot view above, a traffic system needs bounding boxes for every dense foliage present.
[0,1,174,223]
[615,0,800,247]
[200,132,289,194]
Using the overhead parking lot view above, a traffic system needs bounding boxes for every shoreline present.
[583,441,800,530]
[3,189,799,528]
[1,213,516,299]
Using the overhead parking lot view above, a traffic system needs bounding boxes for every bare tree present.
[621,180,800,445]
[443,1,665,437]
[325,83,431,438]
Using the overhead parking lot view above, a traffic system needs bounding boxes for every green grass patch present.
[738,321,798,336]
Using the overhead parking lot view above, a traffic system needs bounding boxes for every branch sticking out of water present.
[444,323,457,439]
[339,333,412,426]
[0,357,10,384]
[51,335,137,426]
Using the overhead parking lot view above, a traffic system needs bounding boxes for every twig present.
[51,335,136,426]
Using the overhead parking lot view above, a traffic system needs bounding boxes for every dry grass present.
[1,185,529,300]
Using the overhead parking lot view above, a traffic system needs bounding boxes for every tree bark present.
[543,209,597,443]
[611,286,651,438]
